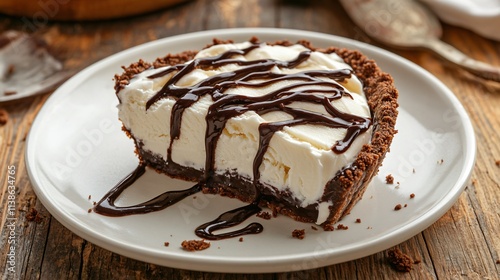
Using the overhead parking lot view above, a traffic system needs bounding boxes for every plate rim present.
[25,27,476,273]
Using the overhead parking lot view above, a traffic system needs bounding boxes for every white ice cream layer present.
[117,42,372,224]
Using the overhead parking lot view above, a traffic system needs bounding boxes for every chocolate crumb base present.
[138,148,320,224]
[181,239,210,251]
[116,37,398,229]
[387,248,414,272]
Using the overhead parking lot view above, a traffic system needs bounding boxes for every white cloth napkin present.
[419,0,500,41]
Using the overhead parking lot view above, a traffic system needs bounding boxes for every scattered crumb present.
[355,218,361,223]
[336,224,349,230]
[496,259,500,264]
[387,248,413,272]
[88,195,91,200]
[256,211,272,220]
[272,208,278,217]
[292,229,305,240]
[4,91,17,96]
[0,109,8,126]
[412,168,416,173]
[394,204,402,211]
[26,208,43,223]
[414,259,421,264]
[367,226,373,229]
[193,196,197,199]
[181,240,210,251]
[404,204,408,208]
[93,201,96,206]
[87,208,92,213]
[239,237,243,242]
[7,64,15,77]
[164,242,169,247]
[385,174,394,184]
[495,160,500,167]
[311,225,318,231]
[410,193,415,199]
[438,159,444,164]
[324,224,334,231]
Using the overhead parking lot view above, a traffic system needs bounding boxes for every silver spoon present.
[340,0,500,82]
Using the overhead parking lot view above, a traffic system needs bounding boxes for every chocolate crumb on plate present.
[311,225,318,230]
[324,224,334,231]
[292,229,305,240]
[355,218,361,223]
[385,174,394,184]
[410,193,415,199]
[387,248,414,272]
[239,237,243,242]
[4,90,16,96]
[394,204,402,211]
[256,211,272,220]
[164,242,169,247]
[181,239,210,251]
[336,224,349,230]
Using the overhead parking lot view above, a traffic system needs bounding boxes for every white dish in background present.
[25,28,476,273]
[419,0,500,41]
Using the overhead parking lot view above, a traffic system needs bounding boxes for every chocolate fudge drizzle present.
[95,41,372,240]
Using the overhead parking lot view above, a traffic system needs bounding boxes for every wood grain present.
[1,0,500,279]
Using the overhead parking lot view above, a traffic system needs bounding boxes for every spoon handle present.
[425,38,500,82]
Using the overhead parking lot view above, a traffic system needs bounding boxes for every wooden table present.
[1,0,499,279]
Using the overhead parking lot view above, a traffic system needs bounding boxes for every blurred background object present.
[419,0,500,41]
[0,0,190,21]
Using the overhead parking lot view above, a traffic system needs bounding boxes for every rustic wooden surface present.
[1,0,499,279]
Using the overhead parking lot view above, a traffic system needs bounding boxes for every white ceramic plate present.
[25,28,476,273]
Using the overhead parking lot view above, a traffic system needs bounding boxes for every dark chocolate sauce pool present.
[95,42,372,240]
